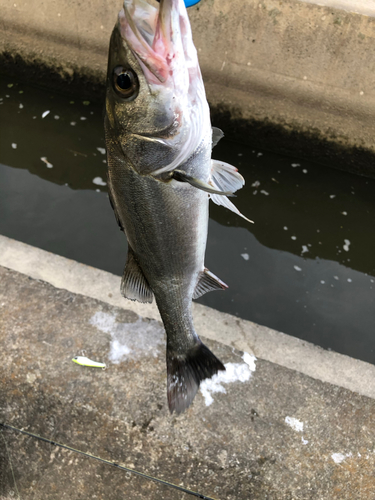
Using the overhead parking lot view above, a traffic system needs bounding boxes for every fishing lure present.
[72,356,106,369]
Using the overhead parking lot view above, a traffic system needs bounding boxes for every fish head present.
[105,0,211,176]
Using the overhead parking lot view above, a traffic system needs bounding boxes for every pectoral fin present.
[121,247,154,303]
[210,160,254,224]
[193,268,228,299]
[212,127,224,149]
[172,170,235,196]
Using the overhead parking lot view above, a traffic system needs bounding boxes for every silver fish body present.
[105,0,250,413]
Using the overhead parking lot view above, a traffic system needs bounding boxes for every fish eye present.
[113,66,139,99]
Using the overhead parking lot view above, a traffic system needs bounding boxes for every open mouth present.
[119,0,193,86]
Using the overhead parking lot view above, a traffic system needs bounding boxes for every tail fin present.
[167,342,225,414]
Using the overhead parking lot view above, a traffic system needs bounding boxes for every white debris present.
[283,226,288,230]
[285,416,304,432]
[42,110,50,118]
[40,157,53,168]
[291,163,300,167]
[80,116,87,120]
[301,437,309,445]
[200,352,256,407]
[11,143,17,149]
[341,211,347,216]
[330,194,336,199]
[241,253,250,261]
[294,266,302,272]
[97,147,106,155]
[302,169,308,174]
[347,278,352,283]
[301,245,309,254]
[343,239,350,252]
[70,121,76,126]
[291,236,297,240]
[92,177,107,186]
[251,180,260,188]
[54,115,60,120]
[19,103,23,109]
[260,190,269,196]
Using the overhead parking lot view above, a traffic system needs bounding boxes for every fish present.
[104,0,252,414]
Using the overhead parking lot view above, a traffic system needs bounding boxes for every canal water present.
[1,77,374,364]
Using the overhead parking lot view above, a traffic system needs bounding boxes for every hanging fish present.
[104,0,251,413]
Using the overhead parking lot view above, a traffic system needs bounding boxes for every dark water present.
[1,77,375,364]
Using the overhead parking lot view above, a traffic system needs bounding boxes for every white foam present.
[200,352,256,406]
[92,177,107,186]
[285,416,304,432]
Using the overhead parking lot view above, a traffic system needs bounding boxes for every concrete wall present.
[1,0,375,175]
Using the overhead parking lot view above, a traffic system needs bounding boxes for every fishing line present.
[0,423,217,500]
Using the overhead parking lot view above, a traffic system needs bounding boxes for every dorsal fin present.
[210,160,254,224]
[121,247,154,303]
[193,268,228,299]
[212,127,224,149]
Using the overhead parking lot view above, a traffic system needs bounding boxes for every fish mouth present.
[120,0,210,176]
[120,0,194,85]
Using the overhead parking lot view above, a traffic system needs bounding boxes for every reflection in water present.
[0,77,374,364]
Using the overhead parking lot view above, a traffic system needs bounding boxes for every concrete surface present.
[1,234,375,402]
[1,265,375,499]
[1,0,375,176]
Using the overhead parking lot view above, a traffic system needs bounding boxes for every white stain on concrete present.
[89,311,164,364]
[200,352,257,407]
[285,416,304,432]
[332,452,352,464]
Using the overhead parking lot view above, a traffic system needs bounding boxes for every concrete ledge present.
[1,234,374,401]
[1,260,375,499]
[1,0,375,176]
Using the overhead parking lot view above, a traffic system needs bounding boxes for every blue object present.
[185,0,201,6]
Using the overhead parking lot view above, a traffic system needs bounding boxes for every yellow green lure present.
[72,356,106,369]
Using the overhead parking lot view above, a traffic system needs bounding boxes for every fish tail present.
[167,341,225,414]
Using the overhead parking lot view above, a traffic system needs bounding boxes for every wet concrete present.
[1,265,375,499]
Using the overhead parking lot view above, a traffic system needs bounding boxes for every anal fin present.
[121,247,154,303]
[193,268,228,299]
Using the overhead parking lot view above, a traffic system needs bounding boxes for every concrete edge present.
[1,234,374,400]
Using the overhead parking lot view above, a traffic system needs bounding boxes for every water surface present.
[1,77,374,364]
